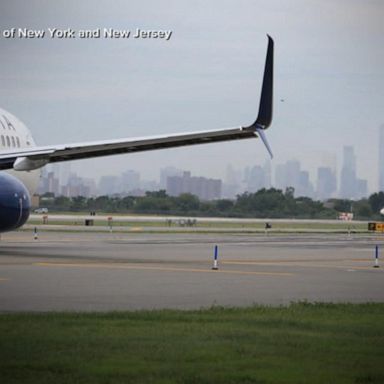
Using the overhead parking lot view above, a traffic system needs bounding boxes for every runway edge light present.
[212,245,219,270]
[374,245,380,268]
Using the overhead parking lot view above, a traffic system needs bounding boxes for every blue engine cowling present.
[0,172,31,232]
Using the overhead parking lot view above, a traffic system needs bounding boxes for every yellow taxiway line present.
[34,262,294,277]
[223,261,381,271]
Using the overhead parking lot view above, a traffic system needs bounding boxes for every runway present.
[1,231,383,311]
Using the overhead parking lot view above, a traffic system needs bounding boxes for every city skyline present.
[39,140,374,201]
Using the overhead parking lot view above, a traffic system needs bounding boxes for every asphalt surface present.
[0,231,383,311]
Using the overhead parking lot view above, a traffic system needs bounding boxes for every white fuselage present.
[0,108,41,195]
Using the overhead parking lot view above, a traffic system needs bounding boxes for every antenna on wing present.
[247,35,274,158]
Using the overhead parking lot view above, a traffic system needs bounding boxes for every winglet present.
[255,127,273,158]
[253,35,274,129]
[245,35,274,159]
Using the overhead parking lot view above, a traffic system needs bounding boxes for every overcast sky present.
[0,0,383,192]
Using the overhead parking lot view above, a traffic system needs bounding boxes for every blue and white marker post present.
[212,245,219,270]
[374,245,380,268]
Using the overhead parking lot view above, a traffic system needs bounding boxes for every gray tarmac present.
[0,231,383,311]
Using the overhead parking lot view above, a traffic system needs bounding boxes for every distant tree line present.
[38,188,384,220]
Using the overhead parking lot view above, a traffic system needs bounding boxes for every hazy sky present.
[0,0,383,192]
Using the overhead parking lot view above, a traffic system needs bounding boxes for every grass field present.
[1,303,383,383]
[27,216,369,233]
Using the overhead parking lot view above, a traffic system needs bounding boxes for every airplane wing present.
[0,35,273,172]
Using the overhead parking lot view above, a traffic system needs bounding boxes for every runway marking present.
[34,262,294,277]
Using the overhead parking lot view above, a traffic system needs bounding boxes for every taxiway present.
[0,231,383,311]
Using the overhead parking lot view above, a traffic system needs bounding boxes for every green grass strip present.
[1,302,383,383]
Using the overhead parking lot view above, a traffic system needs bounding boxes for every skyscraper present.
[160,167,183,189]
[339,146,357,199]
[274,159,314,197]
[263,160,272,189]
[245,161,272,193]
[316,167,337,200]
[275,160,300,191]
[297,170,315,198]
[379,125,384,191]
[247,165,266,192]
[98,175,119,195]
[119,170,140,193]
[223,165,242,199]
[166,171,222,200]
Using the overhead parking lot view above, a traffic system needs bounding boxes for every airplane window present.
[11,136,15,147]
[0,119,5,130]
[6,136,10,147]
[2,115,15,130]
[16,137,20,147]
[1,135,4,146]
